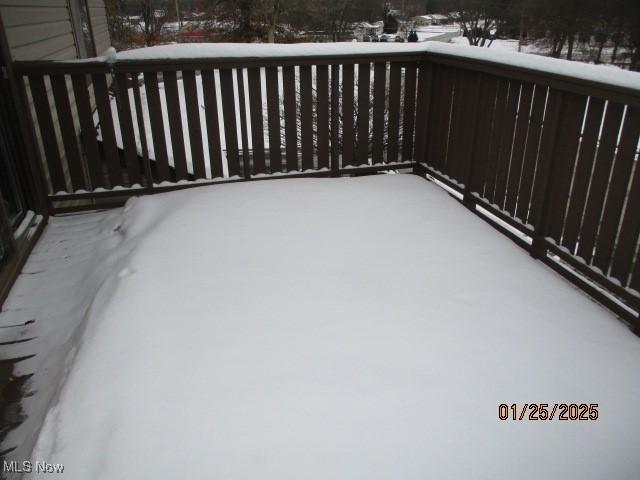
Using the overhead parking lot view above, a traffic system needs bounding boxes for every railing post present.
[529,89,565,260]
[412,59,433,175]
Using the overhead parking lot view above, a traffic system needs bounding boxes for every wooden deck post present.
[412,60,433,175]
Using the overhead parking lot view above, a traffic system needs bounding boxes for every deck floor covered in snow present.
[5,174,640,479]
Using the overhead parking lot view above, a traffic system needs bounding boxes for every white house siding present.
[0,0,77,61]
[1,0,112,194]
[88,0,110,55]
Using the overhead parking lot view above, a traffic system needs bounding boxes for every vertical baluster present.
[504,82,534,215]
[576,102,624,262]
[316,65,330,170]
[50,74,85,190]
[492,81,521,207]
[183,70,206,179]
[401,64,417,162]
[516,85,546,223]
[266,66,282,173]
[330,64,340,175]
[93,73,121,186]
[372,62,386,164]
[144,71,171,181]
[236,68,251,178]
[545,93,587,243]
[342,64,355,167]
[593,106,640,273]
[29,75,66,192]
[528,89,564,257]
[131,74,154,187]
[387,63,402,164]
[163,70,188,180]
[114,72,142,185]
[71,73,103,189]
[300,64,314,170]
[201,70,224,178]
[561,98,604,251]
[248,67,266,175]
[356,62,370,165]
[220,69,240,177]
[282,65,297,172]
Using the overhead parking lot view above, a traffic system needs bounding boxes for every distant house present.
[433,14,450,24]
[355,21,384,40]
[412,14,450,26]
[413,15,433,26]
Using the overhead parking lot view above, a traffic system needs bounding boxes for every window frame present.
[69,0,98,58]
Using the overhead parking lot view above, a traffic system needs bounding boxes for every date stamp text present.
[498,403,599,421]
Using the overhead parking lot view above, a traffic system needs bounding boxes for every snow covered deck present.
[3,175,640,479]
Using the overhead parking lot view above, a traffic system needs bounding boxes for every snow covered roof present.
[415,14,449,21]
[357,21,384,29]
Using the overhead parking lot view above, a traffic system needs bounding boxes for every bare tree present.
[263,0,283,43]
[139,0,170,45]
[455,0,506,47]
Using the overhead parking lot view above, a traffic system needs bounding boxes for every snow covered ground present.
[6,174,639,479]
[450,35,536,53]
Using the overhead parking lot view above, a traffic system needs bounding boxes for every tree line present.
[105,0,640,69]
[456,0,639,69]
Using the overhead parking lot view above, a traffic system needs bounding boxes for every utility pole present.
[518,1,526,52]
[518,13,524,52]
[175,0,182,28]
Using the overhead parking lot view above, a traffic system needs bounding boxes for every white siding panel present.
[89,5,107,16]
[0,0,66,6]
[6,21,73,49]
[89,4,111,55]
[1,6,69,27]
[91,15,108,26]
[10,32,76,60]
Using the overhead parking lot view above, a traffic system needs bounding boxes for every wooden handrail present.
[9,45,640,330]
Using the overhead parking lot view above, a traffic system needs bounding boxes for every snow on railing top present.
[424,42,640,95]
[19,41,640,97]
[115,42,430,61]
[114,42,640,95]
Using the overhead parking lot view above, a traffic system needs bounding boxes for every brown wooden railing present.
[14,51,428,203]
[413,51,640,330]
[10,47,640,330]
